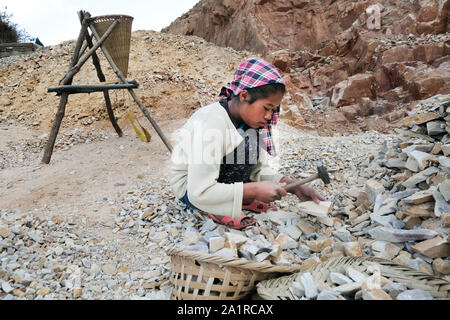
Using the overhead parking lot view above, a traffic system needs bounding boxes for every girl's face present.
[239,90,284,129]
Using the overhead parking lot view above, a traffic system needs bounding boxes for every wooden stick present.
[89,24,173,153]
[59,20,118,85]
[82,26,123,137]
[48,81,139,94]
[78,41,88,61]
[42,13,89,164]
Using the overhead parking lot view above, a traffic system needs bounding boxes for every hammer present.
[283,162,331,192]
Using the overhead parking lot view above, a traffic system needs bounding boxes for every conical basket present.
[90,14,133,77]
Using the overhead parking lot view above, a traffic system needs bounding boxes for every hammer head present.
[316,162,331,185]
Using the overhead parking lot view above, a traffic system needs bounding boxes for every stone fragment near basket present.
[411,237,450,259]
[365,180,385,204]
[297,201,333,218]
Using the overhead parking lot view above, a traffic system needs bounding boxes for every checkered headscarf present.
[219,58,285,157]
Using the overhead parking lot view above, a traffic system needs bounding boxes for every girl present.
[170,58,324,230]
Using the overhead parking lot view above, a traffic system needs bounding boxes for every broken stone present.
[239,243,259,260]
[384,159,406,169]
[432,258,450,275]
[279,225,302,241]
[215,248,237,258]
[350,213,370,226]
[0,227,11,238]
[401,112,440,127]
[183,231,201,246]
[371,241,402,260]
[370,213,397,227]
[403,216,423,229]
[383,283,407,292]
[401,190,434,205]
[300,272,318,299]
[368,226,438,243]
[402,167,439,188]
[391,188,420,200]
[318,216,334,227]
[442,212,450,228]
[254,252,271,262]
[275,233,298,250]
[362,288,393,300]
[431,142,443,155]
[439,180,450,202]
[398,202,435,218]
[373,198,398,216]
[330,272,353,285]
[297,219,317,234]
[411,236,450,258]
[334,282,362,295]
[224,232,249,246]
[332,228,352,243]
[442,144,450,156]
[427,120,446,135]
[343,242,363,257]
[101,264,117,276]
[346,267,369,283]
[365,180,385,204]
[410,150,436,170]
[297,201,333,218]
[209,237,225,253]
[317,291,338,300]
[432,187,450,217]
[405,157,420,172]
[396,289,433,300]
[438,156,450,168]
[306,238,332,252]
[290,281,305,298]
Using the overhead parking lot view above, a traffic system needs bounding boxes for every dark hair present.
[231,83,285,104]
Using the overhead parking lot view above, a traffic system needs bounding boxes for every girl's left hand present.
[280,177,326,204]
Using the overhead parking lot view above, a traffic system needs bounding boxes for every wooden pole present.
[41,13,90,164]
[59,20,118,85]
[89,24,173,153]
[82,26,123,137]
[48,82,139,94]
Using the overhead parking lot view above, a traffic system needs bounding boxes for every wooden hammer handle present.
[283,174,319,191]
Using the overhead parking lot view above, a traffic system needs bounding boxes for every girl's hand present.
[280,177,326,204]
[248,181,287,203]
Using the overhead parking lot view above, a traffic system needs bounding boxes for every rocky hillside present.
[163,0,450,134]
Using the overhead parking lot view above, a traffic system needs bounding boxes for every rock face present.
[163,0,450,134]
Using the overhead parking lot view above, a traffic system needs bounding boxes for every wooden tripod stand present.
[42,10,173,164]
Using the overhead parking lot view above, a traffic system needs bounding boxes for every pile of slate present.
[360,94,450,276]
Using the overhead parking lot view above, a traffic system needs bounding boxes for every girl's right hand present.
[253,181,287,203]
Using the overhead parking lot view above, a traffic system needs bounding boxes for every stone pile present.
[359,94,450,277]
[0,127,113,171]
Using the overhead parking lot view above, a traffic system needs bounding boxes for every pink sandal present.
[242,200,277,213]
[207,213,256,230]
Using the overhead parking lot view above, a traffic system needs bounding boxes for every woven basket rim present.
[90,14,134,23]
[167,247,307,274]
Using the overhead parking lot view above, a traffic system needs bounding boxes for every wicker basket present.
[167,248,308,300]
[257,256,450,300]
[90,14,133,77]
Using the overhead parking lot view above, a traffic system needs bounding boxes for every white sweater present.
[169,102,283,219]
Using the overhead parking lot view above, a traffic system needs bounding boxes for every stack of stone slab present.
[361,94,450,277]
